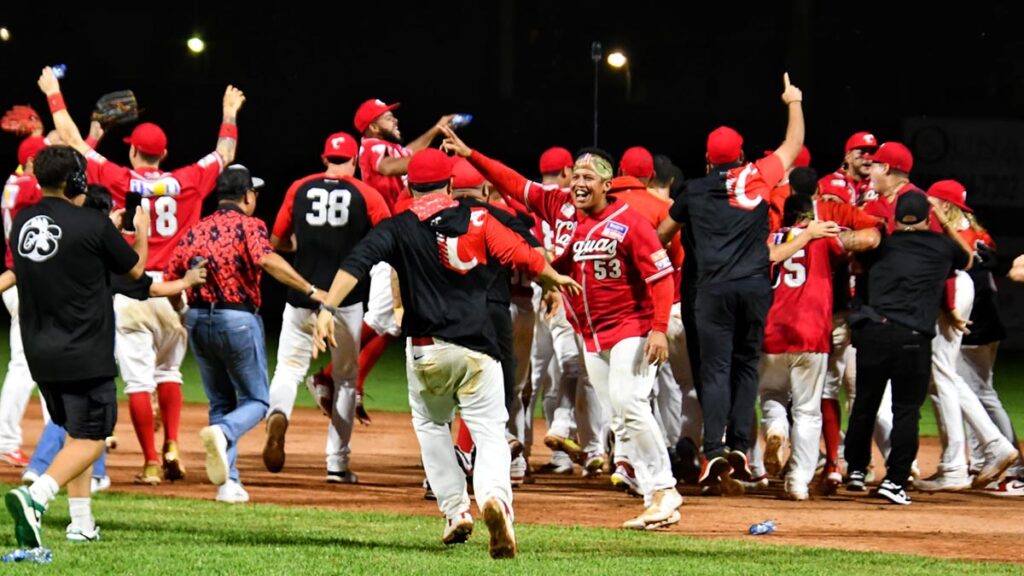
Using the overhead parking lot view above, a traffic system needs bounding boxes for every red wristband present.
[47,93,66,114]
[219,123,238,139]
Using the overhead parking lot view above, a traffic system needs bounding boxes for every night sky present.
[4,2,1024,336]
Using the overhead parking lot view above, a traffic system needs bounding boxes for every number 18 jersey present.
[272,173,391,309]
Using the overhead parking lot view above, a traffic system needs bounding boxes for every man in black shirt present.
[4,146,148,547]
[312,148,578,559]
[844,192,971,505]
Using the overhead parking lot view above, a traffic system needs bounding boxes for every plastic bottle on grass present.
[748,520,777,535]
[2,547,53,563]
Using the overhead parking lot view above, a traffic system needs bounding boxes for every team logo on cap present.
[18,215,62,262]
[331,136,347,149]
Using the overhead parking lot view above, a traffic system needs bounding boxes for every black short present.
[37,378,117,441]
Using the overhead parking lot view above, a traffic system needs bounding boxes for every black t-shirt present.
[11,197,139,383]
[863,231,969,337]
[111,272,153,301]
[668,159,779,287]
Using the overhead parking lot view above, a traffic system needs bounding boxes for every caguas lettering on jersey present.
[572,237,618,261]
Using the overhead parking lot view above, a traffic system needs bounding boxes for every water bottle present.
[2,547,53,563]
[748,520,777,535]
[51,64,67,80]
[449,114,473,129]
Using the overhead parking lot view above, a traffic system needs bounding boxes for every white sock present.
[68,497,94,530]
[28,474,59,505]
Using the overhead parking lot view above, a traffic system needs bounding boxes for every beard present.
[380,128,403,145]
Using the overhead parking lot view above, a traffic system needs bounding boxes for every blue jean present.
[186,309,270,483]
[27,421,107,478]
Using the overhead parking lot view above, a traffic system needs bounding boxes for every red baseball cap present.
[123,122,167,156]
[538,147,573,174]
[619,146,654,178]
[845,131,878,153]
[322,131,358,160]
[17,136,46,166]
[407,149,456,185]
[451,158,485,189]
[818,177,852,204]
[762,145,811,168]
[866,142,913,174]
[706,126,744,165]
[354,99,400,133]
[927,179,971,213]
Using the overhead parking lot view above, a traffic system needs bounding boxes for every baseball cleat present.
[544,434,584,462]
[482,497,516,559]
[134,462,162,485]
[162,440,186,481]
[262,411,288,473]
[442,512,473,545]
[914,472,971,493]
[763,432,785,478]
[582,453,606,477]
[983,476,1024,497]
[326,470,359,484]
[973,443,1020,488]
[610,463,641,497]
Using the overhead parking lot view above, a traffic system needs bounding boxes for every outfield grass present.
[0,487,1012,575]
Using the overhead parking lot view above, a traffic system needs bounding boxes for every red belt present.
[411,336,435,346]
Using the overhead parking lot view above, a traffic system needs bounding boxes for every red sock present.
[359,322,377,347]
[821,398,841,471]
[357,333,395,396]
[456,416,475,453]
[319,362,333,379]
[157,382,183,444]
[128,392,159,462]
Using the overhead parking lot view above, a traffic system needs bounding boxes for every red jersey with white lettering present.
[764,227,845,354]
[608,176,683,304]
[554,199,674,352]
[818,170,876,206]
[468,150,577,258]
[85,149,224,270]
[358,137,412,211]
[3,173,42,268]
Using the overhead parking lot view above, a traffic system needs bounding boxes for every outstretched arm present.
[36,67,90,156]
[771,73,805,171]
[216,86,246,165]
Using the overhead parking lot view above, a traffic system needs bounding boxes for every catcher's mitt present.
[92,90,139,128]
[1,105,43,137]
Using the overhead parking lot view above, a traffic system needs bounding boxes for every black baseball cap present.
[895,191,929,225]
[216,164,265,199]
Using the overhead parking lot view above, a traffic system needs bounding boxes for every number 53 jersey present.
[553,198,673,353]
[763,226,846,355]
[272,173,391,309]
[85,149,226,271]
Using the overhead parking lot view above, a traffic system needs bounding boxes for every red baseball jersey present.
[84,149,224,271]
[763,227,845,354]
[358,137,412,211]
[608,176,683,304]
[554,199,673,353]
[3,173,42,269]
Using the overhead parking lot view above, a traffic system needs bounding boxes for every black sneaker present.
[423,479,436,501]
[875,479,911,505]
[846,470,866,492]
[673,438,700,485]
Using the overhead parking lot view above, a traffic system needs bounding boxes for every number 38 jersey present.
[272,173,391,309]
[86,149,225,271]
[763,226,846,355]
[553,198,673,353]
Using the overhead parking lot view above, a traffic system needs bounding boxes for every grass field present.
[3,488,1019,575]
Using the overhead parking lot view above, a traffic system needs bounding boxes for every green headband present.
[574,153,613,180]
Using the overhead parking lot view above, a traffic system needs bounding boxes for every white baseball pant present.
[959,342,1024,477]
[407,338,513,520]
[759,352,828,491]
[584,336,674,497]
[931,271,1011,476]
[506,295,536,446]
[114,279,187,395]
[363,263,401,337]
[0,288,44,454]
[268,303,362,472]
[654,302,699,447]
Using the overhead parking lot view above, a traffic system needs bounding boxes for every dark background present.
[4,2,1024,341]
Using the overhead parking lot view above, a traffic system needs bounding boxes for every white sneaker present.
[199,425,230,486]
[482,497,516,559]
[91,475,111,494]
[442,511,473,545]
[20,470,39,485]
[66,522,101,542]
[974,442,1020,488]
[624,488,683,529]
[610,463,641,497]
[784,477,809,501]
[914,472,971,493]
[510,455,527,487]
[984,476,1024,497]
[216,480,250,503]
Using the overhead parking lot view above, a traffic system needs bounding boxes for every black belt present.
[192,300,257,313]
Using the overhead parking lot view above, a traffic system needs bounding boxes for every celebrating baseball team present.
[0,65,1022,560]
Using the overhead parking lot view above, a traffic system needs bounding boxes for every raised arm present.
[36,67,90,156]
[216,86,246,165]
[771,73,805,171]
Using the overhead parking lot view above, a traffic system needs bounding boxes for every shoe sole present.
[134,473,161,486]
[584,457,605,475]
[725,452,753,482]
[326,474,358,484]
[764,434,784,478]
[162,456,186,482]
[200,427,229,486]
[262,413,288,474]
[5,489,41,548]
[544,436,583,462]
[700,458,744,496]
[875,488,911,505]
[973,450,1020,488]
[442,521,473,545]
[644,510,681,531]
[66,529,101,543]
[483,499,516,559]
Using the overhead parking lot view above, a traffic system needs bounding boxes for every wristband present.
[219,123,238,139]
[47,93,66,114]
[307,284,317,297]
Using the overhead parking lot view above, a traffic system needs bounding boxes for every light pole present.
[591,41,601,147]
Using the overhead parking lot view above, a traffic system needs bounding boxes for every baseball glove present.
[1,105,43,137]
[92,90,139,128]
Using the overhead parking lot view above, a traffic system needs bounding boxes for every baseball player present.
[760,194,879,500]
[818,131,878,206]
[312,148,580,559]
[0,136,47,467]
[263,132,390,482]
[38,66,245,485]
